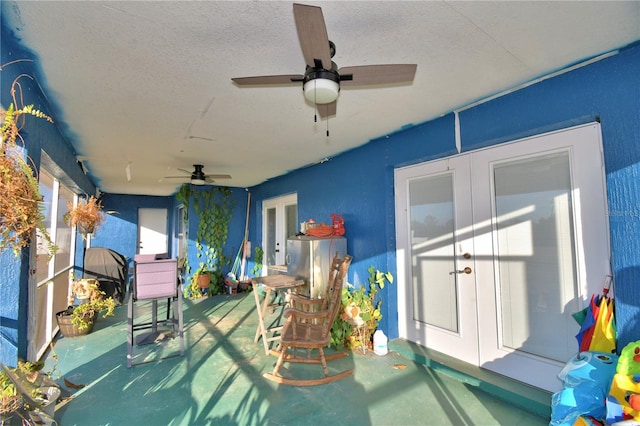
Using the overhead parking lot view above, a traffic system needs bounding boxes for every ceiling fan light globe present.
[304,78,339,104]
[191,178,206,186]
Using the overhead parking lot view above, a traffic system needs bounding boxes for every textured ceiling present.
[3,1,639,196]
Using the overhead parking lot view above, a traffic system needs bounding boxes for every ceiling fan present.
[232,3,417,118]
[163,165,231,186]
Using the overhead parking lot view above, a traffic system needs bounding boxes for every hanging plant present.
[0,78,56,257]
[64,195,104,237]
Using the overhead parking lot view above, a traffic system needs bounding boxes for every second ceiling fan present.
[232,3,417,118]
[163,164,231,186]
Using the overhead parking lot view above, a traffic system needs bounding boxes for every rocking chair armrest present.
[283,307,330,321]
[288,294,324,307]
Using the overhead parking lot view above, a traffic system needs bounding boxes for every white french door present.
[262,193,298,267]
[395,123,610,391]
[395,155,480,365]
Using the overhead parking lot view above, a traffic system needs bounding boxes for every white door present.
[395,155,480,365]
[262,194,297,267]
[395,123,610,391]
[138,208,168,255]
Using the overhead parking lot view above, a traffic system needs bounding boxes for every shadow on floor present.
[44,292,550,425]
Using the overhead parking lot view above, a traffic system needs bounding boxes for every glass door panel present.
[409,173,458,332]
[284,203,298,262]
[265,207,277,266]
[493,152,578,362]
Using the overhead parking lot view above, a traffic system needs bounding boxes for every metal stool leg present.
[127,292,134,368]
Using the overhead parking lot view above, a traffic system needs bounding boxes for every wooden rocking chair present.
[264,253,353,386]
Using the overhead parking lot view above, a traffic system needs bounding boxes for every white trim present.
[452,51,618,114]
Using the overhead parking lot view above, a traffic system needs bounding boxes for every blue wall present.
[1,26,96,366]
[249,43,640,350]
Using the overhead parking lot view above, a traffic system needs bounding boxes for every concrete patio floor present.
[43,291,551,425]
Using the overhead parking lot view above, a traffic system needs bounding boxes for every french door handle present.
[451,267,472,275]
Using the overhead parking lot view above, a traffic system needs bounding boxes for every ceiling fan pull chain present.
[326,117,329,137]
[314,80,318,123]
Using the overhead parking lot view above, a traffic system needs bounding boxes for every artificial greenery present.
[331,266,393,350]
[0,97,56,257]
[182,185,235,298]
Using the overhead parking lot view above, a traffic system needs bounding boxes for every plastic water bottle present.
[373,330,388,356]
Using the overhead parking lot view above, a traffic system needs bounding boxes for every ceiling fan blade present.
[204,174,231,179]
[339,64,417,87]
[317,101,337,119]
[177,168,192,174]
[163,176,190,179]
[232,75,303,86]
[293,3,332,70]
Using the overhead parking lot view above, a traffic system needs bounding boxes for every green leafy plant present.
[186,262,213,298]
[0,360,52,419]
[61,281,116,330]
[250,246,264,277]
[182,186,235,298]
[331,266,393,350]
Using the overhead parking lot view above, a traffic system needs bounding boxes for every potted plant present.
[56,280,116,336]
[0,97,56,258]
[195,263,212,289]
[184,263,213,299]
[331,266,393,351]
[1,361,60,424]
[64,195,104,237]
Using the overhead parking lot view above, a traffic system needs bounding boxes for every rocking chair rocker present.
[264,253,353,386]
